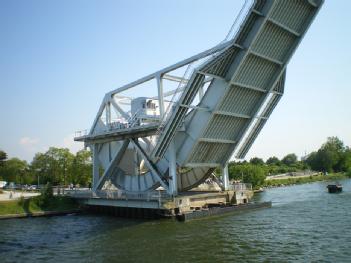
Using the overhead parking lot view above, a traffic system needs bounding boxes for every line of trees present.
[305,137,351,173]
[227,137,351,188]
[0,147,92,186]
[1,136,350,189]
[227,153,306,188]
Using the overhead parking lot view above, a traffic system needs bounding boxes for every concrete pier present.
[66,183,254,220]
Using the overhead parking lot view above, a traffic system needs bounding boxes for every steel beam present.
[214,111,251,119]
[93,140,129,191]
[222,163,229,191]
[106,40,232,97]
[198,138,236,144]
[163,74,189,83]
[130,139,170,193]
[110,98,130,119]
[156,74,165,118]
[92,144,100,190]
[168,140,177,196]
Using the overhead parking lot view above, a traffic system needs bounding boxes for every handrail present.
[64,189,171,201]
[75,129,88,138]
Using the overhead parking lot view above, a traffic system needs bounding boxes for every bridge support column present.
[92,144,100,191]
[169,140,177,196]
[222,163,229,191]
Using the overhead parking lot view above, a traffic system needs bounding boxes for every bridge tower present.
[75,0,323,199]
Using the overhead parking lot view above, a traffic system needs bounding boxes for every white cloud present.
[19,137,40,156]
[19,137,39,146]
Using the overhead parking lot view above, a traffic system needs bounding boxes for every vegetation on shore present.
[223,137,351,189]
[263,173,348,188]
[0,147,92,186]
[0,197,79,216]
[1,136,350,191]
[0,183,79,216]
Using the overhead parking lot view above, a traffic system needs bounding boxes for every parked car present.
[4,182,16,189]
[0,181,7,189]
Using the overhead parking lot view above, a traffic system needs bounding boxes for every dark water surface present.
[1,179,351,262]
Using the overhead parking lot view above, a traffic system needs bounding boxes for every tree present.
[0,150,7,167]
[0,158,28,183]
[322,137,345,153]
[228,163,266,188]
[305,137,349,173]
[249,157,264,165]
[266,156,280,165]
[31,152,51,184]
[322,137,345,172]
[71,149,92,186]
[282,153,298,166]
[36,182,54,207]
[30,147,74,185]
[339,148,351,172]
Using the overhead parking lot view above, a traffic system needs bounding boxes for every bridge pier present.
[222,164,229,191]
[92,144,100,190]
[168,140,178,196]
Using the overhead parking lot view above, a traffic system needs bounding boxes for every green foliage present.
[264,173,347,187]
[249,157,264,165]
[35,182,54,207]
[0,147,92,186]
[31,147,74,185]
[18,196,25,207]
[305,137,350,173]
[266,156,280,165]
[281,153,298,166]
[346,168,351,178]
[228,163,265,189]
[30,147,92,186]
[0,150,7,166]
[0,196,79,216]
[71,149,92,185]
[0,157,29,183]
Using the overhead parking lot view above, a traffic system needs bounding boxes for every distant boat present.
[327,183,342,193]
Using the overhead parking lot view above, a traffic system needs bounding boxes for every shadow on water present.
[0,212,150,259]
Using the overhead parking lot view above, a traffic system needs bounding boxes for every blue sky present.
[1,0,350,162]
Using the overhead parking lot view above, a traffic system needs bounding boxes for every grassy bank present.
[0,196,80,216]
[263,173,348,187]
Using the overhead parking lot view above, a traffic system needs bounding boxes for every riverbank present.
[0,196,81,219]
[0,190,40,201]
[263,172,348,188]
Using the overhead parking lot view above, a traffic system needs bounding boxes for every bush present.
[229,163,265,189]
[18,196,25,206]
[346,169,351,178]
[35,182,53,207]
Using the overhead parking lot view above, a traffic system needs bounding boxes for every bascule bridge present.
[73,0,323,217]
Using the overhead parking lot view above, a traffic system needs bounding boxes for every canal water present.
[1,179,351,262]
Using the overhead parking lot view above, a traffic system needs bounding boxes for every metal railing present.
[64,189,171,202]
[74,129,88,138]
